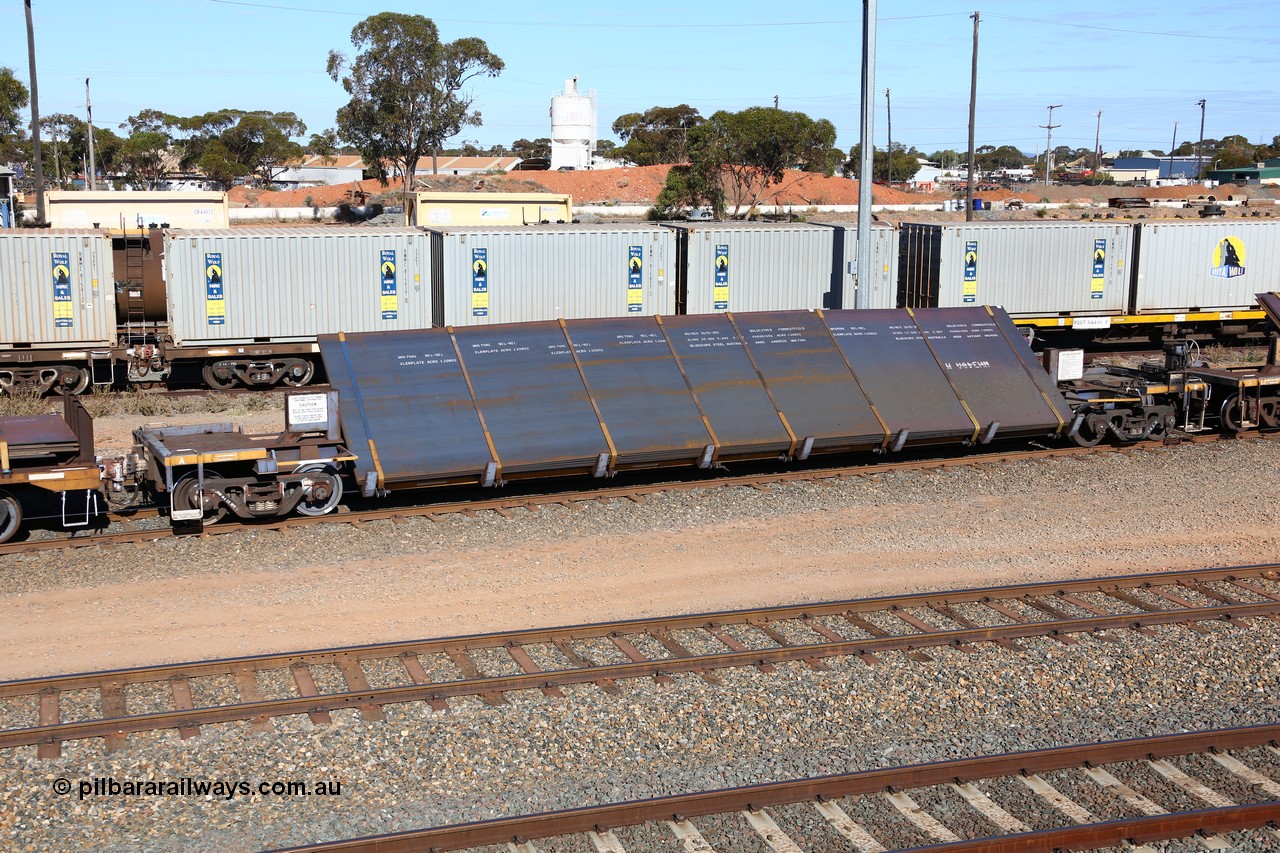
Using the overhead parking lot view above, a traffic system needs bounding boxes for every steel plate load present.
[318,306,1073,492]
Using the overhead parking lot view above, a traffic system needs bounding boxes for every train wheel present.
[280,359,315,388]
[50,366,90,396]
[293,463,343,516]
[171,472,229,524]
[1220,394,1257,433]
[0,494,22,545]
[1071,415,1105,447]
[202,362,238,391]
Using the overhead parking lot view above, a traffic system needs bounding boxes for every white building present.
[550,77,597,171]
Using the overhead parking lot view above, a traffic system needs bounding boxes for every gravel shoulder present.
[0,438,1277,680]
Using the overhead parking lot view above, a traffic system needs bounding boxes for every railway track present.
[3,564,1277,758]
[0,432,1247,558]
[265,724,1280,852]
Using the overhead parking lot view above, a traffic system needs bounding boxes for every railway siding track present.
[0,433,1242,557]
[3,565,1278,758]
[263,725,1280,853]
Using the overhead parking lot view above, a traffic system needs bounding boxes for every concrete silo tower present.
[550,76,596,171]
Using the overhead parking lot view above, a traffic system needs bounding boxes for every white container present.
[164,228,432,346]
[0,229,115,348]
[1132,220,1280,313]
[821,221,899,309]
[666,222,844,314]
[429,224,677,326]
[898,221,1132,316]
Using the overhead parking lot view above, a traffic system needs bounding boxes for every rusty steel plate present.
[659,314,793,459]
[0,414,78,451]
[911,307,1069,439]
[823,309,978,445]
[451,323,608,475]
[730,311,886,453]
[319,331,493,486]
[565,317,712,466]
[1258,291,1280,327]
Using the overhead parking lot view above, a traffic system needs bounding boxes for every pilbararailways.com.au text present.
[53,776,343,800]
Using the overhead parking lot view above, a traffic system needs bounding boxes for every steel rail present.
[2,432,1239,557]
[2,566,1277,750]
[2,563,1274,696]
[262,724,1280,852]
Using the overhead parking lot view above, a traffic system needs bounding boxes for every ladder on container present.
[119,216,149,347]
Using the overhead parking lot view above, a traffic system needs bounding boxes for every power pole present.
[1040,104,1062,187]
[25,0,45,224]
[1196,99,1206,180]
[854,0,878,310]
[1093,110,1102,186]
[51,125,60,187]
[884,88,892,184]
[773,94,779,109]
[1168,122,1178,183]
[86,78,97,190]
[965,11,979,222]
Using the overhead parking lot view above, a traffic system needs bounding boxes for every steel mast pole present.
[854,0,878,309]
[965,11,979,221]
[25,0,45,224]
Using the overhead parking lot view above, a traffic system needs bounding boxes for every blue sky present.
[3,1,1277,157]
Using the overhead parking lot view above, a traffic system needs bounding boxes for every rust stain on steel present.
[262,728,1280,852]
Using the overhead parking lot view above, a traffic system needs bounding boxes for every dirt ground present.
[1,437,1277,680]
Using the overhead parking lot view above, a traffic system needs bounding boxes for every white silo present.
[550,76,596,171]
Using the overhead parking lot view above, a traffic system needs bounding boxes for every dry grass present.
[1201,343,1267,366]
[0,390,284,420]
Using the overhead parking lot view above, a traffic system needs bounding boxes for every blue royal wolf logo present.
[1210,236,1246,278]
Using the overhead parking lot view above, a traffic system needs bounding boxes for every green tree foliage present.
[974,144,1027,171]
[119,108,306,187]
[675,107,839,217]
[0,67,30,162]
[928,149,963,169]
[842,143,921,182]
[649,164,725,220]
[306,128,342,164]
[510,138,550,160]
[612,105,703,165]
[327,11,503,206]
[117,131,170,189]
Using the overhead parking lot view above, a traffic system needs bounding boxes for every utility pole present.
[773,95,779,109]
[25,0,45,224]
[51,125,60,187]
[1168,122,1178,183]
[854,0,878,310]
[965,11,979,222]
[86,78,96,190]
[1196,99,1206,180]
[884,88,892,184]
[1093,110,1102,186]
[1040,104,1062,187]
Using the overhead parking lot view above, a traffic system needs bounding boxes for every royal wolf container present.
[666,222,847,314]
[0,229,115,348]
[819,221,899,309]
[1132,220,1280,313]
[164,228,432,346]
[898,221,1132,317]
[428,224,677,326]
